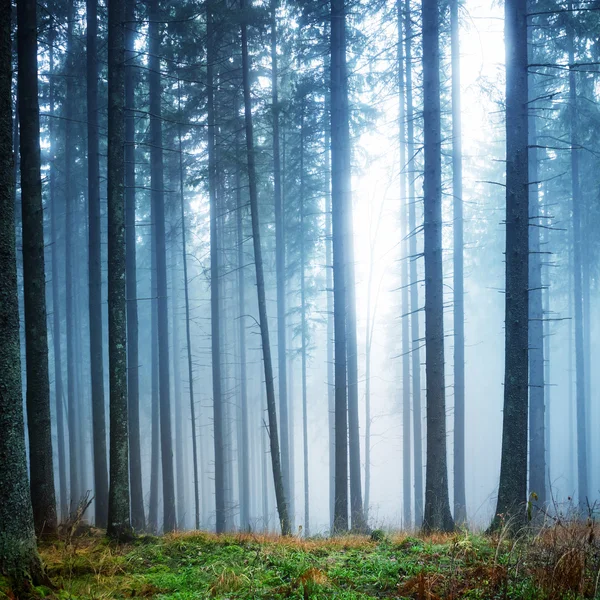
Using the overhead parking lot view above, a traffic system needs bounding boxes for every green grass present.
[3,523,600,599]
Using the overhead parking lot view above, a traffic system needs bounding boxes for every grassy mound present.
[3,522,600,598]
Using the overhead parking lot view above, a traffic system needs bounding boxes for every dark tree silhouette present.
[17,0,57,536]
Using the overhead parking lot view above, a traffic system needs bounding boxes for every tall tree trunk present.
[148,231,160,533]
[397,0,412,529]
[340,3,366,530]
[17,0,57,536]
[270,0,291,516]
[235,105,250,532]
[405,0,423,527]
[527,27,545,507]
[299,100,310,536]
[64,0,79,512]
[491,0,529,530]
[148,0,176,532]
[450,0,466,525]
[205,0,225,534]
[125,0,145,532]
[566,6,587,507]
[331,0,349,534]
[543,218,551,491]
[325,116,335,533]
[241,0,291,536]
[171,238,185,529]
[422,0,454,533]
[87,0,109,529]
[49,28,68,522]
[0,0,46,580]
[106,0,132,541]
[177,81,200,530]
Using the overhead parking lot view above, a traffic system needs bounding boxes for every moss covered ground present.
[2,524,600,599]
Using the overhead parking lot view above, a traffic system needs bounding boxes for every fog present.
[4,0,598,539]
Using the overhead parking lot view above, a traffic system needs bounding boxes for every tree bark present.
[422,0,454,533]
[491,0,529,530]
[270,0,292,516]
[17,0,57,536]
[0,1,47,581]
[177,81,200,530]
[235,101,250,532]
[87,0,109,530]
[125,0,145,532]
[205,0,225,534]
[566,6,587,508]
[527,26,545,508]
[299,99,310,536]
[148,0,176,533]
[397,0,412,529]
[48,27,68,522]
[107,0,132,541]
[331,0,349,535]
[450,0,466,526]
[241,0,291,535]
[64,0,80,513]
[405,0,423,527]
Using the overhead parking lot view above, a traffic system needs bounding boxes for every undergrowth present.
[2,521,600,599]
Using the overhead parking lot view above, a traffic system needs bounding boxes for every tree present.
[0,0,47,583]
[177,80,200,531]
[422,0,454,533]
[491,0,529,530]
[48,24,68,521]
[405,0,423,527]
[64,0,80,509]
[527,21,545,508]
[17,0,57,536]
[397,0,411,529]
[241,0,291,536]
[107,0,132,541]
[87,0,109,529]
[331,0,349,534]
[148,0,176,533]
[450,0,466,525]
[125,0,145,532]
[206,0,225,534]
[566,3,587,509]
[271,0,292,523]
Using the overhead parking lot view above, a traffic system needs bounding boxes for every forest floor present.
[4,522,600,599]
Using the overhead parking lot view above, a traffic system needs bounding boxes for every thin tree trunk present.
[566,7,588,507]
[450,0,466,525]
[270,0,292,515]
[148,0,176,532]
[148,231,160,532]
[241,0,291,535]
[491,0,529,530]
[235,104,250,532]
[177,81,200,530]
[397,0,411,529]
[64,0,79,512]
[125,0,145,532]
[17,0,57,536]
[205,0,225,534]
[87,0,109,529]
[527,29,545,507]
[106,0,132,540]
[325,117,335,533]
[405,0,423,527]
[331,0,349,535]
[299,100,310,536]
[422,0,454,533]
[0,1,47,575]
[48,29,68,522]
[171,239,185,529]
